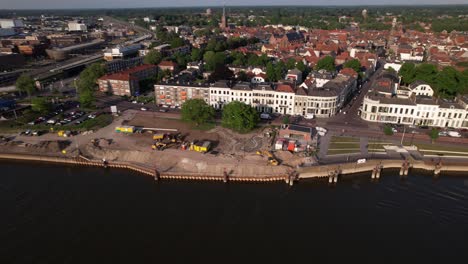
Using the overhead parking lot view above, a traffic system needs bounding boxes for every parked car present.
[447,131,462,138]
[140,107,148,111]
[438,131,448,136]
[46,119,56,125]
[159,109,168,112]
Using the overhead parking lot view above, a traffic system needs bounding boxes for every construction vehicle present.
[190,141,211,153]
[57,130,72,137]
[152,142,167,151]
[153,133,165,141]
[256,150,279,166]
[115,126,135,133]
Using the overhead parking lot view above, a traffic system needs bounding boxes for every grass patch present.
[331,136,360,143]
[329,142,361,149]
[404,142,468,153]
[421,151,468,157]
[192,122,216,131]
[327,149,361,155]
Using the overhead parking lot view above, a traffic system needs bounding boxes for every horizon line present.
[2,4,468,11]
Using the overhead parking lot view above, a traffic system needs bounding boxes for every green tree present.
[266,62,276,82]
[221,101,259,133]
[143,50,163,65]
[383,125,394,136]
[274,61,286,81]
[343,59,361,73]
[316,56,335,72]
[79,89,95,108]
[399,62,416,85]
[413,63,438,85]
[282,115,290,124]
[204,51,226,71]
[181,99,214,126]
[428,128,439,143]
[435,66,459,98]
[191,48,203,61]
[286,58,296,70]
[296,60,306,72]
[16,74,36,97]
[170,37,185,48]
[31,97,51,113]
[76,63,106,108]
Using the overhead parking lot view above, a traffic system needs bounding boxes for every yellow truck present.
[152,133,165,141]
[115,126,135,133]
[256,150,279,166]
[57,130,72,137]
[190,141,211,153]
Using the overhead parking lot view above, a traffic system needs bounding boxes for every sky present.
[2,0,467,9]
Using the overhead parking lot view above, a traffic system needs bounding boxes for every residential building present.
[360,74,468,128]
[68,22,87,32]
[98,64,157,96]
[155,82,210,107]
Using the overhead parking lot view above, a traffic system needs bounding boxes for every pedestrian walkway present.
[360,137,368,156]
[318,133,331,159]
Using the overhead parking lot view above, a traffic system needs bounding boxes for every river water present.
[1,161,468,264]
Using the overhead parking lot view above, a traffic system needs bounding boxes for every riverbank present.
[2,152,468,184]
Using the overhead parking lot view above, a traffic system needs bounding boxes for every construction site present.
[77,111,318,177]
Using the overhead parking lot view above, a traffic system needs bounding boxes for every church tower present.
[219,3,228,30]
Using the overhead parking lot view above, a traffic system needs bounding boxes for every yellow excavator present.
[256,150,279,166]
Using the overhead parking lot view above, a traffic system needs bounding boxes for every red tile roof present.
[276,83,295,93]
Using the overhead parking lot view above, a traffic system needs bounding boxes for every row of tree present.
[181,99,259,133]
[399,63,468,98]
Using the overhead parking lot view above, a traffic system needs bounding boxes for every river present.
[1,161,468,263]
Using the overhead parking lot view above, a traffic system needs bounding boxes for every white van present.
[304,113,314,119]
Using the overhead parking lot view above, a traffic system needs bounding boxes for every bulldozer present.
[256,150,279,166]
[152,142,167,151]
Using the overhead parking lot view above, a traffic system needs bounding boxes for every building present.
[104,44,142,61]
[219,5,228,30]
[0,19,24,29]
[158,61,178,73]
[360,74,468,128]
[278,124,317,143]
[68,22,87,32]
[105,57,144,73]
[98,64,157,96]
[155,82,210,107]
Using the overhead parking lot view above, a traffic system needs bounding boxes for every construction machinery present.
[256,150,279,166]
[190,141,211,153]
[152,142,167,151]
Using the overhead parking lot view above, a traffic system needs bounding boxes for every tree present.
[209,65,234,82]
[266,62,276,82]
[274,61,286,81]
[191,48,203,61]
[143,50,162,65]
[296,60,306,72]
[383,125,394,136]
[399,62,416,85]
[413,63,437,85]
[428,128,439,143]
[343,59,361,73]
[204,51,226,71]
[282,115,290,124]
[31,97,51,113]
[221,101,259,133]
[181,99,214,126]
[316,56,335,72]
[76,63,106,108]
[170,37,185,48]
[237,71,249,82]
[286,58,296,70]
[16,74,36,97]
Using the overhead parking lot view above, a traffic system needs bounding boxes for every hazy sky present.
[3,0,467,9]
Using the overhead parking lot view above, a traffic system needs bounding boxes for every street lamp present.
[400,125,406,146]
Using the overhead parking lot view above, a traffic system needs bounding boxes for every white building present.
[68,22,87,32]
[0,19,24,28]
[361,75,468,128]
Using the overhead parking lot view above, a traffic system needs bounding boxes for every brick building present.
[98,64,157,96]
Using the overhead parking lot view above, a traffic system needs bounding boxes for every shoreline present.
[2,152,468,184]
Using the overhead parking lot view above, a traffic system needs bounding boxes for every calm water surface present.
[1,161,468,264]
